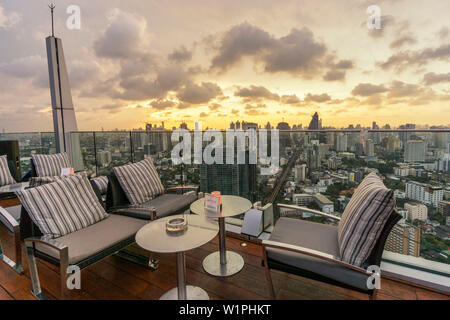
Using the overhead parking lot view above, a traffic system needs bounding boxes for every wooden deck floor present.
[0,199,448,300]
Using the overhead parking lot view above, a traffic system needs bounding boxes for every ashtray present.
[166,217,188,235]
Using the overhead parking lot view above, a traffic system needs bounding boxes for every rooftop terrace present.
[0,199,447,300]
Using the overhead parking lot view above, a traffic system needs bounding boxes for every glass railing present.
[69,129,450,270]
[0,132,56,176]
[3,129,449,273]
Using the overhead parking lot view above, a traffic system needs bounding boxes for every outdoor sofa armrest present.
[277,204,341,221]
[0,206,19,231]
[110,206,158,220]
[165,185,199,195]
[262,239,370,276]
[24,236,68,252]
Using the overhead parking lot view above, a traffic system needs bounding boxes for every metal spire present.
[48,3,55,37]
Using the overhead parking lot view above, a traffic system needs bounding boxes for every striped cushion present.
[32,153,71,177]
[338,173,395,266]
[113,158,164,205]
[29,175,66,188]
[15,173,108,238]
[90,176,108,195]
[0,155,16,187]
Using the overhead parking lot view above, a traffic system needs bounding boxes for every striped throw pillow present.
[29,175,66,187]
[15,173,108,238]
[32,153,71,177]
[0,155,16,187]
[338,173,395,267]
[113,158,164,205]
[29,171,89,187]
[90,176,109,195]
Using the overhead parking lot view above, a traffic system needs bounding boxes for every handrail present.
[277,203,341,221]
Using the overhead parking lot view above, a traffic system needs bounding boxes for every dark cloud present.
[438,26,449,40]
[177,81,223,104]
[378,43,450,71]
[210,22,274,70]
[210,23,327,76]
[351,83,388,96]
[168,46,192,63]
[422,72,450,85]
[94,10,147,59]
[234,85,279,101]
[244,103,268,116]
[263,28,326,74]
[209,103,222,111]
[389,35,416,49]
[149,99,175,110]
[101,103,123,114]
[323,70,345,81]
[334,60,354,69]
[280,94,301,104]
[305,93,331,103]
[387,81,424,98]
[322,59,353,81]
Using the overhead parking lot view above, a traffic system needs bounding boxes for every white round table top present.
[190,195,252,218]
[135,214,219,253]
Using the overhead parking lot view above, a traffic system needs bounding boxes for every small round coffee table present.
[135,213,218,300]
[190,195,252,277]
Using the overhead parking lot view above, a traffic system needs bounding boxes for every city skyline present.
[0,0,449,132]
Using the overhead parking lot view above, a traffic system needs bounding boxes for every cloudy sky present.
[0,0,449,131]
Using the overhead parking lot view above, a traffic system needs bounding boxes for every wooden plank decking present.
[0,199,448,300]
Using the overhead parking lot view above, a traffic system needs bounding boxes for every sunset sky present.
[0,0,449,132]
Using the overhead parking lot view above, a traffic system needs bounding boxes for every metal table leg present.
[202,217,244,277]
[160,251,209,300]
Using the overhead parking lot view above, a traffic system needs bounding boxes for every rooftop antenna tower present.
[46,3,82,169]
[48,3,55,37]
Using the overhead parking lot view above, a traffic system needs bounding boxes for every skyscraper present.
[200,149,256,202]
[308,112,320,130]
[385,222,421,257]
[404,140,426,162]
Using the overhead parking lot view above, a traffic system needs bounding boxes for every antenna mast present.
[48,3,55,37]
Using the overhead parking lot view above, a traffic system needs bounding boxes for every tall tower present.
[46,4,82,168]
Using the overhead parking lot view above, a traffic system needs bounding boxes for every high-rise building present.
[386,135,402,152]
[404,140,426,162]
[200,149,256,202]
[404,202,428,221]
[405,181,444,207]
[308,112,320,130]
[385,222,421,257]
[336,133,347,152]
[366,139,375,156]
[435,153,450,173]
[294,164,307,183]
[438,200,450,217]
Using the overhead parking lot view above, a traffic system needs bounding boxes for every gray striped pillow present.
[29,171,89,187]
[0,155,16,187]
[338,173,395,266]
[29,175,66,187]
[90,176,108,195]
[15,173,108,238]
[113,158,164,205]
[32,153,71,177]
